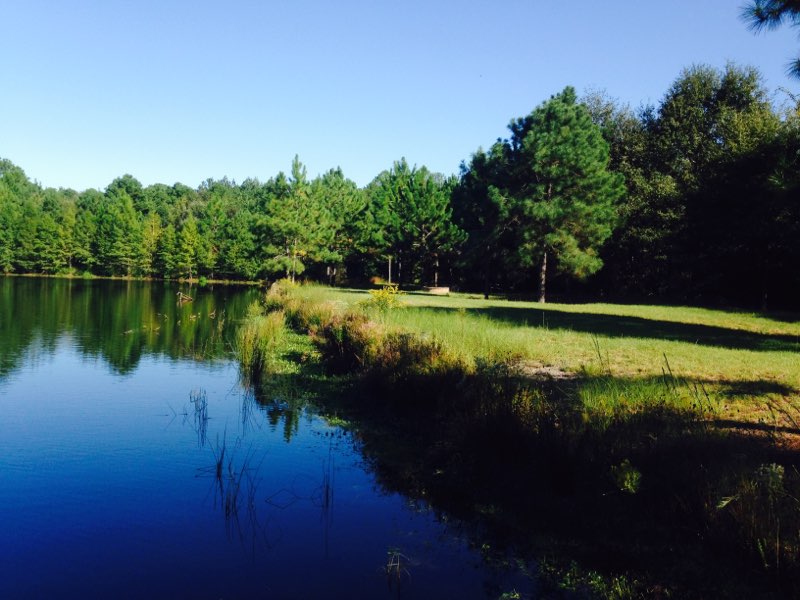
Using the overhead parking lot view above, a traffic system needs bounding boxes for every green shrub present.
[245,300,264,319]
[611,459,642,494]
[360,284,405,313]
[313,311,381,374]
[715,462,800,578]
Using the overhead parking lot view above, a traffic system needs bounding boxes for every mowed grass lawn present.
[294,285,800,416]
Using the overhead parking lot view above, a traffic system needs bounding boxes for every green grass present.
[235,301,320,380]
[243,282,800,595]
[292,285,800,420]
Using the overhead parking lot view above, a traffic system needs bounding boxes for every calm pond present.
[0,278,532,599]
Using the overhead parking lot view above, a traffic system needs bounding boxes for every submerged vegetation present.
[236,281,800,597]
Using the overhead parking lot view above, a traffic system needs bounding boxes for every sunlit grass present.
[291,285,800,415]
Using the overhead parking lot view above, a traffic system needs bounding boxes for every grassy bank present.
[284,284,800,440]
[290,285,800,401]
[237,282,800,598]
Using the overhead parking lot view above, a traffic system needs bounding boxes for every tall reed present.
[236,303,286,381]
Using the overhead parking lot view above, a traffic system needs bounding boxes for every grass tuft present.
[236,306,286,382]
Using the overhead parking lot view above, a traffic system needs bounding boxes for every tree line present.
[1,63,798,308]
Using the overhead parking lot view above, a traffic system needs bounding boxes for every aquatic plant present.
[201,433,265,530]
[611,459,641,494]
[384,547,411,584]
[189,388,209,447]
[236,309,286,382]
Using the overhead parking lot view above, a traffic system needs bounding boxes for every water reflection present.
[0,277,259,377]
[250,373,316,443]
[201,434,272,555]
[0,278,536,598]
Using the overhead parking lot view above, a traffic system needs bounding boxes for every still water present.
[0,278,530,599]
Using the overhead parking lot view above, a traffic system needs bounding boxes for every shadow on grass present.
[713,419,800,436]
[764,310,800,324]
[317,368,800,598]
[712,379,798,398]
[417,305,800,353]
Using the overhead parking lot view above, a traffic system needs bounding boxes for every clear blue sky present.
[2,0,798,191]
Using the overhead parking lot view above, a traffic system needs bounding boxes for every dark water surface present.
[0,278,529,599]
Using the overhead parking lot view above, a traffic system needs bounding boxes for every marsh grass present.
[538,559,641,599]
[236,304,286,382]
[384,547,413,586]
[189,388,209,447]
[198,431,269,549]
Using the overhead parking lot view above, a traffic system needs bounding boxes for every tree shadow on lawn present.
[418,305,800,353]
[763,309,800,324]
[713,379,798,398]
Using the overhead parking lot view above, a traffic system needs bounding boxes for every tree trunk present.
[538,251,547,303]
[434,256,439,287]
[388,256,392,284]
[483,248,490,299]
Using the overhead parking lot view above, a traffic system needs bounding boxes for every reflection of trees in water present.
[0,278,259,376]
[240,373,534,594]
[249,373,317,443]
[242,374,344,557]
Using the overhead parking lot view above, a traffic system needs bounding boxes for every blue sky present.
[2,0,798,191]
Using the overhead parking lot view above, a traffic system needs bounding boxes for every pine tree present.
[515,87,623,301]
[157,222,178,278]
[743,0,800,78]
[462,87,623,301]
[138,212,162,276]
[261,156,328,281]
[366,159,464,286]
[176,215,200,280]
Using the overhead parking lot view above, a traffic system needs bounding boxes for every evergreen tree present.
[139,212,162,276]
[73,190,101,273]
[0,160,27,272]
[260,156,328,281]
[366,159,464,286]
[454,145,525,297]
[461,88,622,301]
[108,192,142,276]
[176,214,200,280]
[157,222,178,278]
[309,168,366,284]
[517,87,623,301]
[36,190,66,273]
[743,0,800,78]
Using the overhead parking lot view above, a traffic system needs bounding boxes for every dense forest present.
[1,64,799,308]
